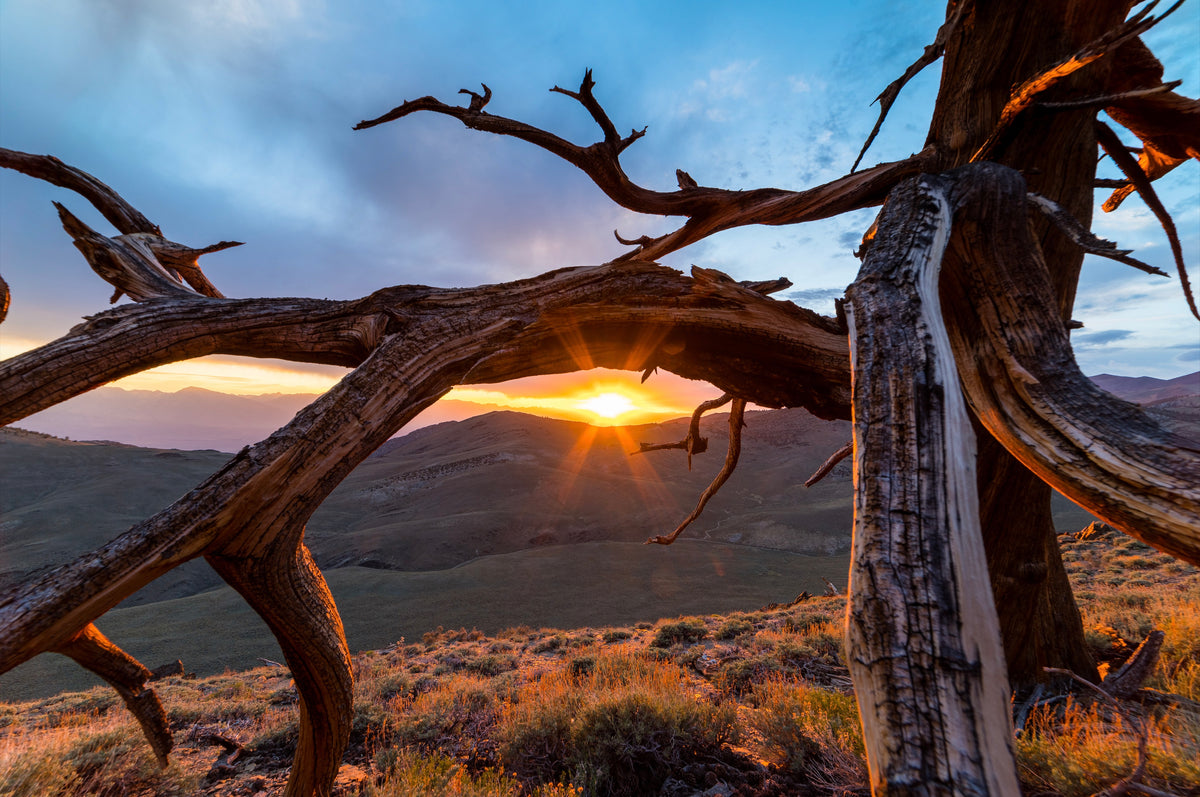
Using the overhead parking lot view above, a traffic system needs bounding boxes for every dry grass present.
[2,531,1197,796]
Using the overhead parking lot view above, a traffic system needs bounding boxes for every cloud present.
[784,287,844,313]
[1174,345,1200,363]
[1073,329,1136,348]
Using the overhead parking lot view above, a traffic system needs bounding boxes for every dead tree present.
[2,1,1198,794]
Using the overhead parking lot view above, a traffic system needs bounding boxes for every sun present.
[577,391,636,420]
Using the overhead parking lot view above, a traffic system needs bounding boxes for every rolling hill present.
[1,372,1194,699]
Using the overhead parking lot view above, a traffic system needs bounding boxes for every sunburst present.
[577,391,636,420]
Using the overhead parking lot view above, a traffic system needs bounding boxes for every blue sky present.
[1,0,1197,386]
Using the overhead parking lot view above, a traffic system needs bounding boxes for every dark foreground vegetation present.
[2,527,1197,796]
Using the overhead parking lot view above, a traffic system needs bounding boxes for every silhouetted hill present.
[1090,371,1200,404]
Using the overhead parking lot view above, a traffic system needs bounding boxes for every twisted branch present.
[632,393,732,468]
[645,398,746,546]
[356,73,933,261]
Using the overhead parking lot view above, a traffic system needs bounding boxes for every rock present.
[1075,521,1118,541]
[334,764,369,795]
[149,659,184,680]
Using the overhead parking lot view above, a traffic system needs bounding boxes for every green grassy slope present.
[0,540,850,701]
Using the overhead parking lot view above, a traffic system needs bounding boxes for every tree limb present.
[1094,121,1196,320]
[844,173,1019,792]
[355,73,934,262]
[1025,192,1168,276]
[52,623,173,768]
[851,0,966,173]
[0,148,162,235]
[804,441,853,487]
[646,398,746,546]
[939,162,1200,564]
[632,393,731,468]
[970,1,1183,163]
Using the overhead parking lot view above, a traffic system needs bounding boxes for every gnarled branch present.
[356,73,934,262]
[646,398,747,546]
[939,162,1200,563]
[52,623,172,768]
[632,393,731,468]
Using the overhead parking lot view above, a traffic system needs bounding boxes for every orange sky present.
[1,336,718,425]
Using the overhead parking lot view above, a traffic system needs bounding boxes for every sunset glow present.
[576,391,636,419]
[9,333,717,427]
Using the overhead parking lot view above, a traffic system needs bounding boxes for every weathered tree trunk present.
[846,174,1019,794]
[925,0,1133,686]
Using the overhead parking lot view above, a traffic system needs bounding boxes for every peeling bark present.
[846,175,1017,794]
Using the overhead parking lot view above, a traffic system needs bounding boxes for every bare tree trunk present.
[925,0,1133,687]
[846,174,1018,794]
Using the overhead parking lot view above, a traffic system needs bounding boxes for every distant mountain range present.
[13,371,1196,453]
[13,386,500,452]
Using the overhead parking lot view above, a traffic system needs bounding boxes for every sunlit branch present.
[970,0,1182,163]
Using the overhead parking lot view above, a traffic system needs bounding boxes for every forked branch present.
[646,398,746,546]
[0,148,235,302]
[633,393,732,468]
[356,73,934,261]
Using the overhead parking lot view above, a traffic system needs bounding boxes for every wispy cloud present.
[1072,329,1136,348]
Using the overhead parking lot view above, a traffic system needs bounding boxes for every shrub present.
[393,674,500,750]
[369,749,580,796]
[748,677,865,783]
[715,618,753,640]
[1016,700,1200,796]
[497,650,735,796]
[650,618,708,648]
[0,720,198,797]
[467,654,518,678]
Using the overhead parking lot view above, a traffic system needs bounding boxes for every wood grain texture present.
[846,175,1017,794]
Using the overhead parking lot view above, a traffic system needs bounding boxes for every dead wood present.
[804,441,852,487]
[356,71,935,261]
[52,624,172,767]
[645,398,746,546]
[938,163,1200,564]
[845,173,1018,793]
[632,393,732,467]
[1095,121,1197,320]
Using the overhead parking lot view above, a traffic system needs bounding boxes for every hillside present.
[1,372,1194,702]
[1,405,1105,606]
[2,530,1196,797]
